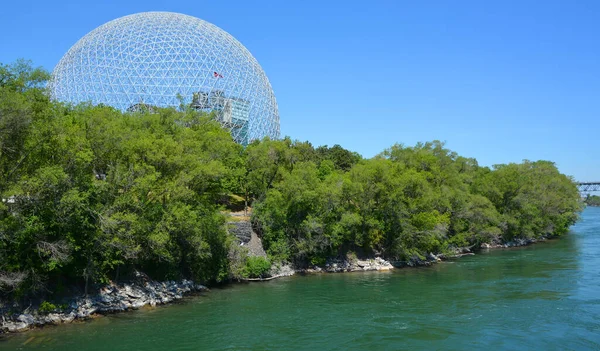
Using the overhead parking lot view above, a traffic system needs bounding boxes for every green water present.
[2,207,600,350]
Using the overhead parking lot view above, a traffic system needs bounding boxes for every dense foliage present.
[251,141,582,266]
[0,61,583,300]
[0,61,242,298]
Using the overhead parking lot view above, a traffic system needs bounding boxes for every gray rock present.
[6,321,29,332]
[2,275,210,334]
[17,314,34,325]
[427,253,441,262]
[61,312,75,323]
[42,313,62,325]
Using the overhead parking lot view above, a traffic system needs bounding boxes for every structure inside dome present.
[50,11,280,145]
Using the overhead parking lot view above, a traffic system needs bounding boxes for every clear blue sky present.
[1,0,598,181]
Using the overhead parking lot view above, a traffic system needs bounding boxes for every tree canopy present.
[0,60,583,300]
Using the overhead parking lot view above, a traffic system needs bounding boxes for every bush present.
[346,251,358,263]
[38,301,57,314]
[228,240,249,280]
[310,256,326,267]
[244,256,271,279]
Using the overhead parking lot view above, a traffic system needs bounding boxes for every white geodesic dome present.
[50,11,279,144]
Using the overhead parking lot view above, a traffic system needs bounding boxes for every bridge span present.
[577,182,600,193]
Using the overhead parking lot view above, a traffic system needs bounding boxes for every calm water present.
[2,207,600,350]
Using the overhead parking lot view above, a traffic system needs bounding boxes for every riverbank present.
[297,250,471,274]
[1,273,207,334]
[283,235,555,274]
[0,235,553,335]
[2,209,596,351]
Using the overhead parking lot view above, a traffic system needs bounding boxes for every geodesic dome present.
[50,11,279,144]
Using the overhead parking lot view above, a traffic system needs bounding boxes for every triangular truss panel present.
[49,12,280,145]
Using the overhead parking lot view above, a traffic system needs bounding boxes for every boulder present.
[5,321,29,332]
[17,314,34,325]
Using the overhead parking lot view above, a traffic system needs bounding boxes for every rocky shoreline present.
[302,257,395,273]
[480,237,546,249]
[0,237,547,335]
[286,237,548,274]
[1,276,207,334]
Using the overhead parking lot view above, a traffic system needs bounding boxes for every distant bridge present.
[577,182,600,193]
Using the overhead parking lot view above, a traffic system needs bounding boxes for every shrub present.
[38,301,57,314]
[244,256,271,279]
[346,251,358,264]
[310,256,326,267]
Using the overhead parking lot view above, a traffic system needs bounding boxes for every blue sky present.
[1,0,599,181]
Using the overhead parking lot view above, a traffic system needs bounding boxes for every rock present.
[41,313,62,325]
[308,256,395,273]
[126,289,143,299]
[97,294,115,304]
[1,275,211,335]
[130,300,146,309]
[6,321,29,332]
[61,312,75,323]
[426,253,441,262]
[17,314,34,325]
[195,284,209,291]
[76,305,97,319]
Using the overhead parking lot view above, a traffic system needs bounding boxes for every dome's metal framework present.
[50,11,279,144]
